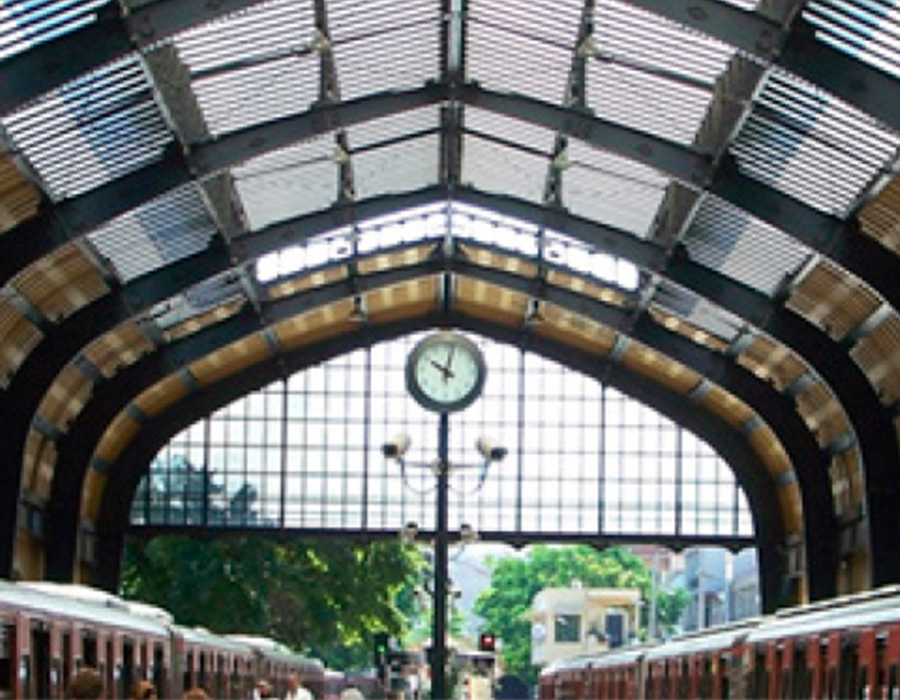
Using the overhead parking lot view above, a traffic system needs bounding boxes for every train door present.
[61,630,72,699]
[152,642,167,698]
[30,621,51,699]
[837,633,860,700]
[122,637,136,698]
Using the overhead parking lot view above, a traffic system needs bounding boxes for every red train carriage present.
[0,580,171,700]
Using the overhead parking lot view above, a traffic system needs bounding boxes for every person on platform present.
[182,688,209,700]
[283,673,313,700]
[69,668,104,700]
[130,679,158,700]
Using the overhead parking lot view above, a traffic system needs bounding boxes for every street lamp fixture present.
[381,431,505,700]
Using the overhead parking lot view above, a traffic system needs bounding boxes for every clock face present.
[406,332,486,413]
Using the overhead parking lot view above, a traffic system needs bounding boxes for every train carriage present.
[0,580,171,700]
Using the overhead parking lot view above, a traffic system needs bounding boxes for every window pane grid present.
[131,333,754,543]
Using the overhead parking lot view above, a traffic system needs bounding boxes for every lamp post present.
[382,424,505,700]
[388,330,497,699]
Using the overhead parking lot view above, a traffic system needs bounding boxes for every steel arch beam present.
[92,313,787,611]
[44,249,821,595]
[3,185,865,586]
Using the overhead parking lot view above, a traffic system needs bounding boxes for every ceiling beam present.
[2,184,878,581]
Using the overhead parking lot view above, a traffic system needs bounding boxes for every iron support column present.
[433,412,450,700]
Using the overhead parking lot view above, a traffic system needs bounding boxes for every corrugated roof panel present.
[684,195,811,296]
[562,140,668,237]
[233,135,337,230]
[353,133,440,201]
[87,184,218,282]
[467,0,579,104]
[327,0,439,99]
[594,1,737,87]
[804,0,900,80]
[1,56,171,199]
[465,106,557,155]
[462,134,548,204]
[0,0,106,61]
[344,105,438,150]
[652,280,745,343]
[588,61,713,146]
[731,69,900,216]
[191,54,320,137]
[172,0,316,74]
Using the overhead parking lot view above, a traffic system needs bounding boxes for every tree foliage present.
[121,535,423,669]
[473,545,688,684]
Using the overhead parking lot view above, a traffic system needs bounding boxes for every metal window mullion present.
[280,379,288,529]
[675,425,683,538]
[362,345,372,531]
[598,382,606,536]
[515,346,525,533]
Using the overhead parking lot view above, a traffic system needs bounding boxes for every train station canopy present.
[2,0,900,607]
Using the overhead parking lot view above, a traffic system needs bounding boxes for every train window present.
[82,633,98,668]
[699,657,712,700]
[887,665,898,700]
[122,638,135,698]
[790,645,810,700]
[840,638,860,700]
[62,633,71,698]
[185,650,194,693]
[0,624,13,698]
[31,623,51,700]
[751,649,767,699]
[152,644,166,697]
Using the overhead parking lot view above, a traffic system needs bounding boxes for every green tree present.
[473,545,688,685]
[121,535,424,669]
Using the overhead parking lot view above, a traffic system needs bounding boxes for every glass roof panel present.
[462,134,549,204]
[0,0,106,61]
[233,134,337,231]
[352,133,440,200]
[329,0,441,101]
[804,0,900,79]
[464,107,557,155]
[87,185,218,283]
[172,0,316,74]
[587,60,714,146]
[190,54,320,138]
[594,1,737,87]
[684,195,812,297]
[562,140,669,237]
[343,105,439,150]
[467,0,580,104]
[730,68,900,215]
[1,56,170,199]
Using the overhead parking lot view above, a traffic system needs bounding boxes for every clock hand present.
[443,345,456,372]
[430,358,454,380]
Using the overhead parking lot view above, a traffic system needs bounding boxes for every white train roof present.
[0,580,170,637]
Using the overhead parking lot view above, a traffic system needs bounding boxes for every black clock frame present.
[405,331,487,414]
